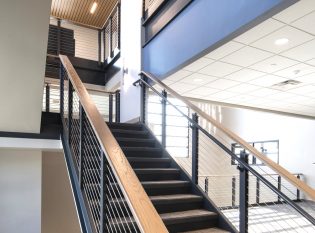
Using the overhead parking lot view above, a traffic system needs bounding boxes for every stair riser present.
[128,160,171,168]
[117,140,156,147]
[112,131,151,139]
[107,124,143,131]
[143,185,190,196]
[135,172,180,181]
[166,217,218,233]
[122,149,163,158]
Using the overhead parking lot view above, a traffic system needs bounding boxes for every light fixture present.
[90,2,98,14]
[274,38,289,46]
[193,78,203,83]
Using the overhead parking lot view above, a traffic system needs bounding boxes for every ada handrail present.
[60,55,168,233]
[140,71,315,201]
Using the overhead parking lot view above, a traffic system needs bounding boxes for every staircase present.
[107,122,231,233]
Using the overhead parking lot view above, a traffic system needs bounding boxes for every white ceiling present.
[164,0,315,117]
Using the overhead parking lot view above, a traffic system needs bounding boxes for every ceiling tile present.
[166,70,192,82]
[249,74,286,87]
[221,46,273,67]
[169,82,197,93]
[180,73,217,85]
[205,78,239,90]
[292,11,315,35]
[306,59,315,66]
[224,69,265,82]
[162,79,174,86]
[294,73,315,84]
[249,55,298,73]
[247,87,281,97]
[275,63,315,78]
[267,91,298,101]
[288,84,315,95]
[205,91,238,101]
[272,0,315,23]
[251,26,314,53]
[205,41,244,60]
[186,87,220,97]
[198,61,242,77]
[226,83,260,93]
[234,18,285,44]
[285,95,314,104]
[281,39,315,62]
[225,95,255,104]
[183,58,214,72]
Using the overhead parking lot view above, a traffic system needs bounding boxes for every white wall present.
[42,151,81,233]
[0,149,42,233]
[0,0,52,133]
[119,0,142,122]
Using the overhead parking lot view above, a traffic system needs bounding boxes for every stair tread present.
[111,129,148,134]
[122,147,162,152]
[150,194,202,202]
[160,209,217,221]
[180,228,229,233]
[128,157,170,162]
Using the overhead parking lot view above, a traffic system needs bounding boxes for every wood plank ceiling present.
[51,0,118,29]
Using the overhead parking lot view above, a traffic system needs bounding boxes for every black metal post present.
[239,150,249,233]
[161,90,167,148]
[205,177,209,194]
[98,29,102,66]
[109,18,113,58]
[278,176,282,203]
[140,75,147,124]
[45,84,50,112]
[232,176,236,207]
[100,151,107,233]
[115,90,120,123]
[79,103,84,188]
[60,66,64,116]
[68,82,73,143]
[256,177,260,204]
[192,113,199,185]
[103,29,106,62]
[57,19,61,55]
[297,174,301,201]
[109,94,113,123]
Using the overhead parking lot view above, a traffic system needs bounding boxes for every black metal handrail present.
[135,71,315,230]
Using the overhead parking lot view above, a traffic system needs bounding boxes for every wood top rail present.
[141,71,315,201]
[60,56,168,233]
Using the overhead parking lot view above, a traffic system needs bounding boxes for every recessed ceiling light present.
[274,38,289,46]
[90,2,98,14]
[193,78,203,83]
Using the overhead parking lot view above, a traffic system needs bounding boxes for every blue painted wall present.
[143,0,291,78]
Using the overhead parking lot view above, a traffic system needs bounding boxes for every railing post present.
[205,177,209,194]
[239,150,249,233]
[140,75,147,124]
[256,177,260,204]
[115,90,120,123]
[109,93,113,123]
[278,176,282,203]
[161,90,167,148]
[98,29,102,66]
[45,84,50,112]
[79,103,84,188]
[297,174,301,201]
[109,17,113,58]
[232,176,236,207]
[68,81,73,143]
[100,151,107,233]
[192,113,199,185]
[60,65,64,116]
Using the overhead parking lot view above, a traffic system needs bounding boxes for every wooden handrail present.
[141,71,315,201]
[60,56,168,233]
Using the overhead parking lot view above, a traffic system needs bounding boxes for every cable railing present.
[43,80,120,122]
[135,71,315,233]
[59,55,168,233]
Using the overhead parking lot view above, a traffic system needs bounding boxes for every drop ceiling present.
[164,0,315,117]
[51,0,118,28]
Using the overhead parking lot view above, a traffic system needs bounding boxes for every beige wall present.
[0,149,42,233]
[0,0,52,133]
[42,151,81,233]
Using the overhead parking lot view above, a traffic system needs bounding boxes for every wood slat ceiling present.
[51,0,118,29]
